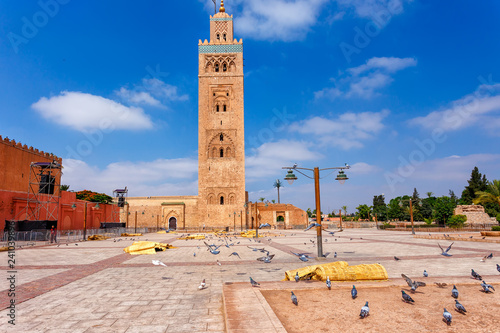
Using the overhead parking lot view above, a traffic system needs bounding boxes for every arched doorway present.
[168,217,177,230]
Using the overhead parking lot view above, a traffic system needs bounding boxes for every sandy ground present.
[262,282,500,333]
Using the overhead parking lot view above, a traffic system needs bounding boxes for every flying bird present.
[152,260,167,267]
[497,264,500,273]
[249,277,260,287]
[423,270,428,277]
[471,269,482,280]
[481,280,495,293]
[359,302,369,319]
[351,285,357,299]
[438,242,454,256]
[304,222,321,231]
[402,274,426,292]
[258,223,271,229]
[454,300,466,314]
[394,256,401,261]
[295,272,299,282]
[290,251,312,262]
[443,308,452,325]
[229,252,241,259]
[257,253,275,263]
[451,285,459,299]
[291,291,298,306]
[198,279,206,290]
[401,290,414,303]
[326,277,331,290]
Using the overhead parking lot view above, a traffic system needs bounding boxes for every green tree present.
[433,196,457,225]
[447,215,467,228]
[60,185,70,191]
[271,199,276,204]
[473,180,500,217]
[411,189,423,221]
[420,198,434,219]
[273,179,284,204]
[387,197,404,221]
[356,204,371,220]
[306,208,312,218]
[341,206,348,216]
[76,190,113,204]
[259,197,265,202]
[372,195,387,221]
[460,167,488,204]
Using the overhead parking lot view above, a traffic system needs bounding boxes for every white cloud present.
[349,162,381,174]
[61,158,198,197]
[336,0,410,19]
[409,84,500,132]
[201,0,328,42]
[246,140,323,180]
[32,91,153,133]
[116,78,188,107]
[315,56,417,100]
[289,109,390,149]
[348,56,417,76]
[116,88,162,107]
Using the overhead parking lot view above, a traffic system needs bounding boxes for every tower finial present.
[219,0,225,13]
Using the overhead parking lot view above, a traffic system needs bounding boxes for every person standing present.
[50,225,56,243]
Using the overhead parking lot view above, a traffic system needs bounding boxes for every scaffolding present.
[20,161,62,222]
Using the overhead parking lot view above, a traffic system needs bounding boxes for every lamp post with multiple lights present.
[283,164,350,258]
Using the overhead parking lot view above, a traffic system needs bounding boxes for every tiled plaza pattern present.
[1,229,499,332]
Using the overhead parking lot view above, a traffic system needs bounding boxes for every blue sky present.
[1,0,499,213]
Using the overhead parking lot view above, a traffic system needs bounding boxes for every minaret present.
[198,1,245,227]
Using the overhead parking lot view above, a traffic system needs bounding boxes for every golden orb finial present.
[219,0,225,13]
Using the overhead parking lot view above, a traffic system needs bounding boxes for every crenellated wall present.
[0,135,62,193]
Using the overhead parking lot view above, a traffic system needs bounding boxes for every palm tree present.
[60,185,70,191]
[473,180,500,206]
[341,205,347,216]
[273,179,284,204]
[259,197,265,202]
[426,192,434,198]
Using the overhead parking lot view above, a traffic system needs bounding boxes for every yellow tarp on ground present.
[284,261,388,282]
[123,241,176,255]
[121,233,143,237]
[156,230,177,234]
[87,235,109,241]
[177,234,205,240]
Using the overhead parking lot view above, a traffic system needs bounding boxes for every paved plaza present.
[1,228,499,332]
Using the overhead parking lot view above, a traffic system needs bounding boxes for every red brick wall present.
[0,136,62,192]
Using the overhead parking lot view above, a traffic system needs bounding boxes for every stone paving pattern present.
[0,229,499,332]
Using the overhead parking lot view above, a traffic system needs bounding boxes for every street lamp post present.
[283,164,350,258]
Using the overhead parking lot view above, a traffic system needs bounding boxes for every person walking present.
[50,225,57,243]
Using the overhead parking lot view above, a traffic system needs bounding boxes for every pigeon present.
[198,279,206,290]
[438,242,453,256]
[481,280,495,292]
[258,223,271,229]
[152,260,167,267]
[402,274,426,292]
[481,255,488,262]
[451,285,459,298]
[351,285,357,299]
[326,277,331,290]
[295,272,300,282]
[193,252,196,257]
[423,270,428,277]
[471,269,482,280]
[487,253,493,259]
[394,256,401,261]
[359,302,369,319]
[304,222,321,231]
[257,254,275,263]
[401,290,414,303]
[249,277,260,287]
[454,300,466,314]
[217,260,221,266]
[290,251,312,262]
[443,308,452,325]
[334,252,337,258]
[291,291,298,306]
[229,252,241,259]
[435,282,447,288]
[497,264,500,273]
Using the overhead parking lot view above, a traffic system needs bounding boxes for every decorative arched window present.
[223,63,227,72]
[216,105,220,112]
[220,134,224,141]
[216,34,220,41]
[223,105,227,112]
[226,147,232,158]
[215,63,219,72]
[223,33,227,41]
[220,148,224,158]
[212,147,218,158]
[220,196,224,205]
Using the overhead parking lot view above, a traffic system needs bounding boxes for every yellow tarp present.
[284,261,388,282]
[87,235,109,241]
[123,241,176,255]
[177,234,205,240]
[121,233,143,237]
[156,230,177,234]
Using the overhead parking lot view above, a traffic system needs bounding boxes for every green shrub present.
[492,226,500,231]
[446,215,467,228]
[379,223,395,230]
[496,214,500,223]
[424,218,433,225]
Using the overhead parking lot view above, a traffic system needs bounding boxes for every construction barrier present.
[284,261,387,282]
[123,241,176,255]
